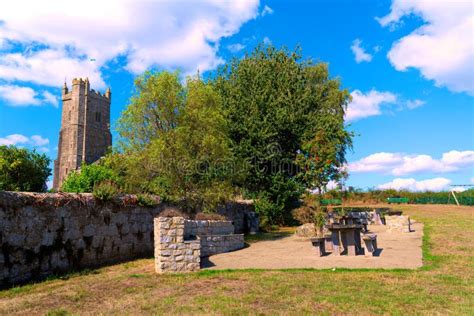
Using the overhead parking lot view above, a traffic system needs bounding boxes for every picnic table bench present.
[362,233,378,256]
[326,223,363,256]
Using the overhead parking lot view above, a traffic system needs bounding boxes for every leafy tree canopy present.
[213,45,353,224]
[112,44,352,223]
[0,145,51,192]
[116,71,237,212]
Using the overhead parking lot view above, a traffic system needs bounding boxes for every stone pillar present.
[342,231,356,256]
[154,217,200,273]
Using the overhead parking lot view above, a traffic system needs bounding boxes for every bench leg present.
[318,242,325,257]
[331,231,341,256]
[325,238,333,252]
[364,239,375,257]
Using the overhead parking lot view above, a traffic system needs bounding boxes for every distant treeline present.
[323,188,474,206]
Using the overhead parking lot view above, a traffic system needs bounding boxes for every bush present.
[292,206,314,224]
[292,194,326,230]
[137,193,160,207]
[254,195,285,230]
[93,181,119,202]
[195,212,225,221]
[62,163,122,193]
[0,145,51,192]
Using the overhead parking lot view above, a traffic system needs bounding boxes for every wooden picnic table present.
[326,223,363,256]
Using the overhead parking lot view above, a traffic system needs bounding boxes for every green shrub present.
[62,163,122,193]
[93,181,119,202]
[254,195,285,230]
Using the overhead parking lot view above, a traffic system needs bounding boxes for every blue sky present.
[0,0,473,191]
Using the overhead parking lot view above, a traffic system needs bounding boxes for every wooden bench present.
[310,237,326,257]
[362,233,378,256]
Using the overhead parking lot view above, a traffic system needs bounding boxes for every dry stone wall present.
[154,217,244,272]
[184,219,244,257]
[0,192,254,286]
[154,217,200,273]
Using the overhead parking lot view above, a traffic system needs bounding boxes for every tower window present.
[95,112,101,122]
[68,111,71,121]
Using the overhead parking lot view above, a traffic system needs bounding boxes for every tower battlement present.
[63,78,111,100]
[53,79,112,190]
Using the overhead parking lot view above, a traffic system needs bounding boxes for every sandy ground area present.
[203,222,423,270]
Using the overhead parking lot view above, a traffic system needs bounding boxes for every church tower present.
[53,78,112,190]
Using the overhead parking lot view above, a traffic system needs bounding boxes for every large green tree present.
[0,145,51,192]
[116,71,236,212]
[213,45,352,224]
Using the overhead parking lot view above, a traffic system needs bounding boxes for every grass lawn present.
[0,204,473,314]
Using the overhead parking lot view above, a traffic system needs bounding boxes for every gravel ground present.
[204,222,423,270]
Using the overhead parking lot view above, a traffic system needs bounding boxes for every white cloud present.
[261,5,274,16]
[0,84,59,107]
[346,89,426,121]
[451,186,466,193]
[471,177,474,184]
[326,180,339,190]
[41,91,59,107]
[378,177,451,192]
[349,152,403,173]
[0,84,40,106]
[392,155,452,176]
[346,89,397,121]
[351,39,373,63]
[263,36,272,45]
[377,0,474,95]
[30,135,49,146]
[406,99,425,109]
[441,150,474,167]
[0,134,29,146]
[0,0,259,88]
[227,43,246,53]
[349,150,474,176]
[0,134,50,152]
[0,49,106,88]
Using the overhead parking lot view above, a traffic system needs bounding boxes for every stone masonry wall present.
[184,220,244,257]
[154,217,200,273]
[154,217,244,272]
[385,215,412,233]
[0,192,253,286]
[184,220,235,239]
[199,234,244,257]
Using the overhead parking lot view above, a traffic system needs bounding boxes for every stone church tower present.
[53,78,112,190]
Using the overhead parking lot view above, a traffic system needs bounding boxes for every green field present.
[1,204,473,315]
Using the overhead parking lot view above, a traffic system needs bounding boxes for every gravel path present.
[203,223,423,270]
